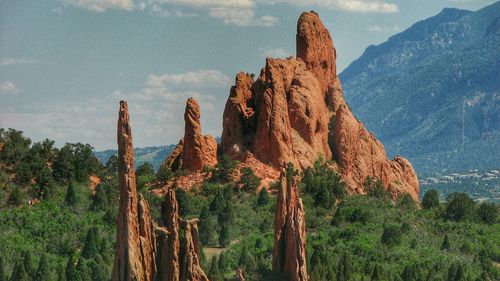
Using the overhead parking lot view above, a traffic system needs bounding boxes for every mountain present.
[94,145,176,171]
[339,1,500,174]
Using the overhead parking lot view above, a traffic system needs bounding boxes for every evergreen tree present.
[219,224,230,247]
[91,185,108,211]
[337,252,352,281]
[208,256,223,281]
[371,264,384,281]
[445,193,475,221]
[477,202,498,224]
[315,182,332,209]
[175,188,189,217]
[75,259,91,281]
[475,272,491,281]
[65,182,77,206]
[241,167,261,192]
[56,264,66,281]
[90,256,108,281]
[257,188,270,206]
[0,256,5,281]
[239,246,256,271]
[10,260,29,281]
[81,227,99,259]
[441,235,451,251]
[21,251,34,279]
[65,255,76,281]
[218,252,227,273]
[7,187,23,206]
[34,254,50,281]
[422,189,440,209]
[199,207,217,246]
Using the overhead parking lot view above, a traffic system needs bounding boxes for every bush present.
[422,189,440,209]
[477,202,498,224]
[211,155,238,183]
[257,188,270,206]
[241,167,261,192]
[381,224,402,247]
[445,193,475,221]
[136,162,154,177]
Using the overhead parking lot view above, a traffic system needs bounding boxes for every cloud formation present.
[0,81,18,95]
[367,24,401,32]
[266,0,399,13]
[61,0,135,12]
[259,48,292,58]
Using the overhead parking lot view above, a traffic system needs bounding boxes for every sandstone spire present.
[156,189,209,281]
[113,101,157,281]
[162,98,218,172]
[273,171,308,281]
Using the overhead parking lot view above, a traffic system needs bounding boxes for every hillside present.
[94,145,176,171]
[339,1,500,174]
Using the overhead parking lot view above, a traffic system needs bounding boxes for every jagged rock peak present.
[163,97,218,172]
[156,189,208,281]
[272,171,308,281]
[113,100,157,281]
[296,11,337,95]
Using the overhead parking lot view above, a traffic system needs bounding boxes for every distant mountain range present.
[95,145,176,171]
[339,1,500,174]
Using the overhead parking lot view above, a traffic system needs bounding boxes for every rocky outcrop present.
[220,11,419,200]
[156,189,209,281]
[113,101,157,281]
[162,98,218,172]
[273,172,307,281]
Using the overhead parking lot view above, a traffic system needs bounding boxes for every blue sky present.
[0,0,496,150]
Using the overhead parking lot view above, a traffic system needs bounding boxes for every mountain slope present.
[339,1,500,173]
[95,145,176,171]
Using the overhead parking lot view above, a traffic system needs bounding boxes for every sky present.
[0,0,497,151]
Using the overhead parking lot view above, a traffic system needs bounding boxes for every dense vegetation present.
[0,130,499,280]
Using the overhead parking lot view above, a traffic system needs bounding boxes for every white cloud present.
[367,24,401,32]
[259,48,292,58]
[61,0,135,12]
[0,81,18,95]
[264,0,399,13]
[146,69,230,88]
[0,57,42,65]
[150,0,278,26]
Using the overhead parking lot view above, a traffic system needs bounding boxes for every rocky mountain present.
[340,1,500,174]
[95,145,176,171]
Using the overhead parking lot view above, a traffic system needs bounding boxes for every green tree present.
[7,187,23,206]
[445,193,475,221]
[441,235,451,251]
[90,256,108,281]
[401,263,421,281]
[257,188,270,206]
[176,188,189,217]
[10,260,29,281]
[91,185,108,211]
[0,257,5,281]
[136,162,154,176]
[477,202,498,224]
[371,264,384,281]
[56,264,66,281]
[34,254,50,281]
[74,259,91,281]
[315,182,332,209]
[219,224,230,247]
[211,155,238,183]
[381,224,402,247]
[65,255,76,281]
[367,178,389,200]
[0,129,31,165]
[422,189,440,209]
[337,252,352,281]
[13,161,32,186]
[199,207,217,246]
[218,252,227,273]
[81,227,99,259]
[241,167,261,192]
[238,246,256,271]
[208,256,223,281]
[65,182,78,206]
[22,251,34,279]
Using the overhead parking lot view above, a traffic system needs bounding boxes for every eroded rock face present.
[220,11,419,200]
[156,189,209,281]
[113,101,157,281]
[161,139,184,172]
[272,172,307,281]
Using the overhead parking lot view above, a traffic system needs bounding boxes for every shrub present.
[422,189,440,209]
[241,167,261,192]
[477,202,498,224]
[381,224,402,246]
[445,193,475,221]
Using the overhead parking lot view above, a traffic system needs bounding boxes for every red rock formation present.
[156,189,209,281]
[273,172,307,281]
[113,101,157,281]
[182,98,218,171]
[162,98,217,173]
[220,11,419,200]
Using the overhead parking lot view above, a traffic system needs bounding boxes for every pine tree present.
[371,264,383,281]
[218,252,227,273]
[65,182,77,206]
[422,189,440,209]
[90,256,108,281]
[21,251,34,279]
[208,256,223,281]
[257,188,270,206]
[75,259,91,281]
[219,224,230,247]
[315,182,331,209]
[10,260,29,281]
[441,235,451,251]
[0,257,5,281]
[475,272,491,281]
[91,184,108,211]
[238,246,256,271]
[65,255,76,281]
[34,254,50,281]
[56,264,66,281]
[199,207,217,246]
[81,227,99,259]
